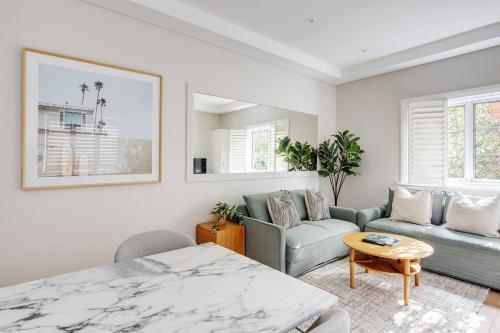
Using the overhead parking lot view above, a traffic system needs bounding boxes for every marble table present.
[0,243,337,332]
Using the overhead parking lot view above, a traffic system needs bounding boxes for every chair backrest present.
[307,307,350,333]
[114,229,196,263]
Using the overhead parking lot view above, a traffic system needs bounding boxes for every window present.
[231,119,289,173]
[228,130,247,173]
[448,96,500,183]
[61,111,82,127]
[447,105,465,178]
[402,88,500,187]
[252,129,269,171]
[474,101,500,180]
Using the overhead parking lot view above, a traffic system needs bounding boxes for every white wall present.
[220,105,318,144]
[192,111,221,159]
[0,0,336,286]
[334,46,500,209]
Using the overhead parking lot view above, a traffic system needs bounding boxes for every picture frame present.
[22,48,162,189]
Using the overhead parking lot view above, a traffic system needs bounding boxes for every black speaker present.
[193,158,207,174]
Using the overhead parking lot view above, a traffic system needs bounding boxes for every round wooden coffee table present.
[343,232,434,306]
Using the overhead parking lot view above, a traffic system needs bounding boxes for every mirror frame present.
[186,83,318,182]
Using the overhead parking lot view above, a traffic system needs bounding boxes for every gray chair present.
[307,307,350,333]
[114,230,196,263]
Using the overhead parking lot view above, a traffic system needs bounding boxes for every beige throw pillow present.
[390,187,432,225]
[267,191,301,229]
[305,189,331,221]
[445,191,500,238]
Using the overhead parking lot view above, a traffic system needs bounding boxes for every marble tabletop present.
[0,243,337,332]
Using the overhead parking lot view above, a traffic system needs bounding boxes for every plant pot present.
[213,214,227,227]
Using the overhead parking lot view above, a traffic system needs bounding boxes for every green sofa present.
[238,190,360,277]
[357,190,500,290]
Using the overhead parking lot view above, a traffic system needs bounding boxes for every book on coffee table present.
[362,233,400,246]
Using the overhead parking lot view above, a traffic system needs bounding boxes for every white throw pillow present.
[445,191,500,238]
[390,187,432,225]
[267,191,301,229]
[305,189,331,221]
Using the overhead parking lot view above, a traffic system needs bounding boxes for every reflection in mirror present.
[191,93,318,175]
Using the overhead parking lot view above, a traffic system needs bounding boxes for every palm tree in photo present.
[98,97,106,128]
[93,81,104,128]
[79,83,89,106]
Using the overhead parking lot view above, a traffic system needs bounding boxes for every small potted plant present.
[211,202,244,233]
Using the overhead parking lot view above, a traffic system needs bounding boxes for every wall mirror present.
[186,84,318,181]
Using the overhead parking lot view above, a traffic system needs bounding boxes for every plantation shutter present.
[407,100,447,185]
[229,129,247,173]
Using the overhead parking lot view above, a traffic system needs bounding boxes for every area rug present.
[295,258,489,333]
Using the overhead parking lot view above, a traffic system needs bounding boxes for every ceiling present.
[89,0,500,84]
[194,93,257,114]
[177,0,500,68]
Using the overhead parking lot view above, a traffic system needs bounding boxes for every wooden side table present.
[196,221,245,255]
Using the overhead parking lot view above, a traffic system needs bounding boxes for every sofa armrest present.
[244,217,286,273]
[329,206,357,224]
[356,205,387,231]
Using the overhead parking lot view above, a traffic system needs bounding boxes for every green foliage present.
[474,102,500,180]
[448,105,465,178]
[447,102,500,180]
[317,130,364,206]
[210,202,244,233]
[275,136,317,171]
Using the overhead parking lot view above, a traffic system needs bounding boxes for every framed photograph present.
[22,48,162,189]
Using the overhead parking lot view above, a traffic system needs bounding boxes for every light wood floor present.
[478,290,500,333]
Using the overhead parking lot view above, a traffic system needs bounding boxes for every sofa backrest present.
[386,188,495,225]
[236,205,250,217]
[242,189,309,222]
[385,188,446,225]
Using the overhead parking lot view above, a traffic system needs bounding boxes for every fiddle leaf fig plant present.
[275,136,317,171]
[210,202,244,233]
[318,130,364,206]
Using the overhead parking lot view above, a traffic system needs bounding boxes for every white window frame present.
[246,118,289,173]
[401,84,500,192]
[448,96,500,186]
[248,125,271,172]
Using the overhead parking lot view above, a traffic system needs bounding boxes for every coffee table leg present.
[349,248,356,288]
[403,259,410,306]
[415,259,421,286]
[415,259,422,287]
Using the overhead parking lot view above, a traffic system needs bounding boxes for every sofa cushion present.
[423,226,500,254]
[365,218,435,238]
[305,189,331,221]
[443,192,498,225]
[243,190,308,222]
[267,192,301,229]
[290,190,309,221]
[243,192,281,222]
[385,188,446,225]
[420,226,500,289]
[285,219,359,263]
[445,192,500,237]
[390,187,433,225]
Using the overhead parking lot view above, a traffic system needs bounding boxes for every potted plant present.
[318,130,364,206]
[275,136,317,171]
[211,202,244,233]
